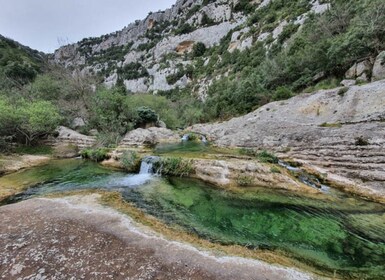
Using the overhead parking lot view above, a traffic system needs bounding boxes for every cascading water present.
[139,160,153,174]
[278,160,330,193]
[118,156,159,187]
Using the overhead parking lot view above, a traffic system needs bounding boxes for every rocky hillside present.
[0,35,46,88]
[53,0,331,96]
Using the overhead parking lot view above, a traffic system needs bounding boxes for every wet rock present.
[192,158,317,194]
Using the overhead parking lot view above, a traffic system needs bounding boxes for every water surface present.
[1,159,385,279]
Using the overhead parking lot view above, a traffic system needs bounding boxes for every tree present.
[192,42,207,57]
[135,106,159,128]
[0,97,61,146]
[17,101,62,145]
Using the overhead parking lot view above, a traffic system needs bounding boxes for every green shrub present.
[239,148,258,157]
[174,23,195,35]
[192,42,207,57]
[338,87,349,96]
[236,174,254,186]
[120,150,140,172]
[154,157,193,177]
[257,150,279,164]
[80,148,110,162]
[96,132,122,148]
[270,166,281,173]
[355,136,369,146]
[135,106,159,127]
[117,62,148,80]
[319,122,342,128]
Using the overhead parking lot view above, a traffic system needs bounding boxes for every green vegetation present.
[117,62,148,80]
[355,136,369,146]
[80,148,110,162]
[0,97,61,146]
[154,157,194,177]
[119,150,140,172]
[0,35,45,88]
[14,145,53,155]
[174,23,195,35]
[236,174,254,186]
[319,122,342,128]
[258,150,279,164]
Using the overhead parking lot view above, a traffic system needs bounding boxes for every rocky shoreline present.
[0,194,321,280]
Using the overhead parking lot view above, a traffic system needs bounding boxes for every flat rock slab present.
[0,195,318,280]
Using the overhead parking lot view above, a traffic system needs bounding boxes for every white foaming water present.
[139,161,153,174]
[101,160,155,188]
[181,134,189,141]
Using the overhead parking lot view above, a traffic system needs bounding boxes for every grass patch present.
[14,145,53,155]
[154,157,194,177]
[236,174,254,186]
[80,148,110,162]
[319,122,342,128]
[338,87,349,96]
[119,150,140,172]
[270,166,281,173]
[257,150,279,164]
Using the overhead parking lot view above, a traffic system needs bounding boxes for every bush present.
[120,150,140,172]
[270,166,281,173]
[257,150,279,164]
[355,136,369,146]
[236,174,254,186]
[175,23,195,35]
[192,42,207,57]
[135,106,158,127]
[0,97,61,146]
[154,157,193,177]
[80,148,110,162]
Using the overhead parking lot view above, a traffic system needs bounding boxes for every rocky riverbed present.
[0,194,319,280]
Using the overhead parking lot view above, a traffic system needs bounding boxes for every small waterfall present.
[278,160,330,193]
[201,135,208,144]
[139,161,153,174]
[181,134,189,141]
[117,156,160,187]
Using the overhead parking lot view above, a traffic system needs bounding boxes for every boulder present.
[119,127,180,147]
[44,126,96,149]
[53,143,79,158]
[340,79,356,87]
[72,117,86,129]
[372,51,385,81]
[345,59,372,82]
[345,64,356,79]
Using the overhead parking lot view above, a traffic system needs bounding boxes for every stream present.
[1,158,385,279]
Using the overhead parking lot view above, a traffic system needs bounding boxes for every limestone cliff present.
[52,0,330,97]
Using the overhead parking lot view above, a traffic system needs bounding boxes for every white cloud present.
[0,0,176,53]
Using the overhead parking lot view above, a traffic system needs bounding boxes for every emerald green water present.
[1,159,385,279]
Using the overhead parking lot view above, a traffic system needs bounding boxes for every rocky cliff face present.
[53,0,329,97]
[190,80,385,202]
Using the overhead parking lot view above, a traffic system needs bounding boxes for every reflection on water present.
[1,159,385,278]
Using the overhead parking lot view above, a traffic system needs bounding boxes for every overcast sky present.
[0,0,176,53]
